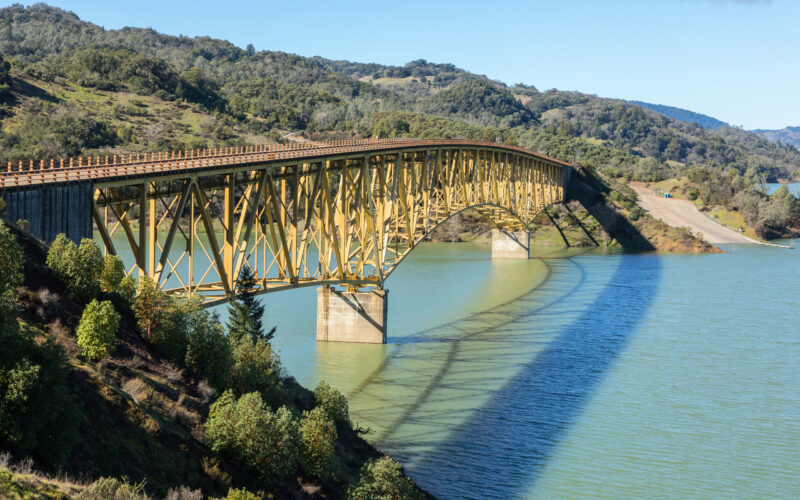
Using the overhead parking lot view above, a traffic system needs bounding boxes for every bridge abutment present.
[316,286,388,343]
[491,228,530,259]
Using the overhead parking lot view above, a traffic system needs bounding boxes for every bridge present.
[1,138,572,343]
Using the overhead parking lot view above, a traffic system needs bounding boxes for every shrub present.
[0,222,23,333]
[185,310,233,388]
[100,254,125,293]
[164,486,203,500]
[212,488,260,500]
[686,187,700,201]
[628,206,644,221]
[299,407,337,478]
[46,234,104,302]
[119,275,137,304]
[133,278,195,360]
[227,336,283,405]
[314,381,350,425]
[205,391,299,485]
[76,300,120,361]
[75,477,150,500]
[346,457,420,500]
[0,325,77,469]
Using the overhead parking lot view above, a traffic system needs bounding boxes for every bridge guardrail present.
[0,138,571,188]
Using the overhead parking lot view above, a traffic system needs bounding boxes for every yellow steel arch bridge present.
[2,138,572,341]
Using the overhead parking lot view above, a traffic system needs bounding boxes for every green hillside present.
[0,3,798,230]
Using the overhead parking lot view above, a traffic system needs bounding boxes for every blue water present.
[766,182,800,197]
[217,242,800,499]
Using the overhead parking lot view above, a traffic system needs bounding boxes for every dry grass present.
[123,377,152,406]
[48,319,78,357]
[0,452,84,498]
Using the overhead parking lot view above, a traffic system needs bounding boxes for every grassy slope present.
[10,226,429,499]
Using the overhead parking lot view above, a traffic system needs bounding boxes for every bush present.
[119,275,137,304]
[76,300,120,361]
[46,235,104,302]
[75,477,150,500]
[205,391,299,485]
[299,407,337,478]
[628,206,644,221]
[227,336,283,405]
[346,457,420,500]
[0,222,23,333]
[0,325,77,469]
[133,278,195,360]
[100,254,125,293]
[686,187,700,201]
[314,381,350,426]
[184,309,233,388]
[212,488,260,500]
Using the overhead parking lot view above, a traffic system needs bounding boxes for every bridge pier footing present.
[316,286,388,343]
[491,228,530,259]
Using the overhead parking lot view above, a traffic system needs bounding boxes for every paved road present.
[631,185,754,244]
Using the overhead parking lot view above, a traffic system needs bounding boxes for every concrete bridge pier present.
[316,286,388,343]
[491,228,530,259]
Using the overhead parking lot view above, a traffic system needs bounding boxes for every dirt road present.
[631,185,755,244]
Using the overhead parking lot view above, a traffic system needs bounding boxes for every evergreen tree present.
[227,266,273,342]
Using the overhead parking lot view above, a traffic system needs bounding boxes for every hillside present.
[753,126,800,149]
[1,4,798,184]
[0,221,432,499]
[0,5,797,232]
[629,101,728,129]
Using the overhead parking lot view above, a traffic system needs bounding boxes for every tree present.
[0,53,11,101]
[346,457,421,500]
[0,222,22,333]
[133,276,171,343]
[299,407,337,479]
[99,254,125,293]
[227,336,283,406]
[205,391,299,485]
[76,300,120,361]
[46,235,104,302]
[314,381,350,426]
[227,266,273,342]
[185,309,233,388]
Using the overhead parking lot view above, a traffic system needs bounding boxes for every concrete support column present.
[316,286,388,343]
[491,228,530,259]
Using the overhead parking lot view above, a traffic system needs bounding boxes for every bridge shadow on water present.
[407,252,663,499]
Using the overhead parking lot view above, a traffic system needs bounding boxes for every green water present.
[249,242,800,499]
[111,232,800,498]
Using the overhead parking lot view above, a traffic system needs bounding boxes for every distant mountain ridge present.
[752,126,800,149]
[629,101,728,129]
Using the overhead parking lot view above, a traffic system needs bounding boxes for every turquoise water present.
[245,242,799,499]
[109,230,799,499]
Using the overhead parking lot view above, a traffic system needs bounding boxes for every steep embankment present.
[6,225,429,499]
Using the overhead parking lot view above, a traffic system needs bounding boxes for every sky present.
[15,0,800,130]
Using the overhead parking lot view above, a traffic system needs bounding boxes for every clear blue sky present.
[17,0,800,130]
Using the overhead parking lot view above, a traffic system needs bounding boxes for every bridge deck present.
[0,138,571,189]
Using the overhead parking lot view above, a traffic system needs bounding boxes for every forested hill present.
[628,101,728,129]
[1,2,799,189]
[753,126,800,149]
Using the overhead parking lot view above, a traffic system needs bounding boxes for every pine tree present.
[227,266,274,342]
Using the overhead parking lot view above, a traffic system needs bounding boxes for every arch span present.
[77,138,572,304]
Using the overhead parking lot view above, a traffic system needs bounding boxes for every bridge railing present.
[0,138,571,188]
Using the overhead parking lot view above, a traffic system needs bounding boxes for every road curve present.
[631,185,754,244]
